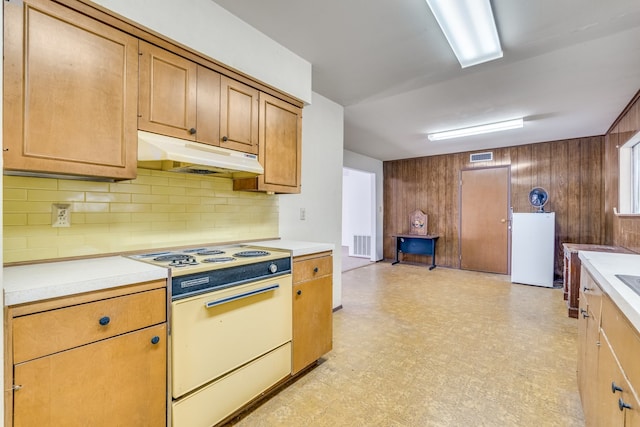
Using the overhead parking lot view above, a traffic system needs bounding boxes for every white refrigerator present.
[511,212,555,287]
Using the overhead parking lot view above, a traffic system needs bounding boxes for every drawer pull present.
[205,284,279,308]
[151,336,160,345]
[98,316,111,326]
[619,398,633,411]
[313,267,319,273]
[612,382,624,393]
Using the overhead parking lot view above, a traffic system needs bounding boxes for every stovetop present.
[127,245,291,277]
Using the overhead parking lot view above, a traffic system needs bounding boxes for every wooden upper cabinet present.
[3,0,139,180]
[196,66,222,146]
[138,41,198,141]
[234,92,302,194]
[220,76,259,154]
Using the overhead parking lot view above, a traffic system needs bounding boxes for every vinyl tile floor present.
[230,262,585,427]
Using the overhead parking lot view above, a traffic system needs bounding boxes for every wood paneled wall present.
[605,90,640,253]
[383,136,605,277]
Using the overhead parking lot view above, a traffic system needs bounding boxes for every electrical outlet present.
[299,207,306,220]
[52,203,71,227]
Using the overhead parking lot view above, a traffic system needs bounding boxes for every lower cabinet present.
[596,332,639,426]
[577,271,603,422]
[5,281,168,427]
[292,251,333,375]
[577,267,640,427]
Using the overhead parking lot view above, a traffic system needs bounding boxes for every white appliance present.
[128,245,293,426]
[511,212,556,287]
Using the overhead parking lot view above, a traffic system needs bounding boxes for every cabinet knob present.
[99,316,110,326]
[619,398,633,411]
[222,136,229,142]
[612,382,624,393]
[151,336,160,345]
[297,290,302,296]
[188,128,197,135]
[580,309,589,318]
[313,267,319,273]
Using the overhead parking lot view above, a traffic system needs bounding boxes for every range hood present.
[137,130,263,177]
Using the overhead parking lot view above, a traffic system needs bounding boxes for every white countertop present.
[578,251,640,331]
[4,256,169,306]
[249,240,334,257]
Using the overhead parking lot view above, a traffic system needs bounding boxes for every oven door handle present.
[204,284,280,308]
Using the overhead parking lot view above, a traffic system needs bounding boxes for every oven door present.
[171,275,292,398]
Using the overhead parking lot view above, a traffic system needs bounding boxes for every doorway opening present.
[342,167,376,272]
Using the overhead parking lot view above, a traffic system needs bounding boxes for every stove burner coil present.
[196,250,226,256]
[201,257,236,263]
[154,254,194,262]
[234,250,270,258]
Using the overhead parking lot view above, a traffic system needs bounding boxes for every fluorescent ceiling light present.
[427,118,523,141]
[426,0,503,68]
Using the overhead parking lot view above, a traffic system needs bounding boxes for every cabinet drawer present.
[601,295,640,390]
[293,255,333,283]
[13,288,166,363]
[580,269,602,319]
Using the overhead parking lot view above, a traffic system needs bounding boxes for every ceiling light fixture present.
[427,118,523,141]
[425,0,503,68]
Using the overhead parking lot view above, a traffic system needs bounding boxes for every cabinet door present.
[13,324,167,427]
[259,92,302,193]
[3,0,138,179]
[195,65,222,146]
[233,92,303,194]
[577,287,589,400]
[220,76,259,154]
[292,275,333,374]
[139,41,198,141]
[596,334,634,427]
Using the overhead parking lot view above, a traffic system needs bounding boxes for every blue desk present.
[392,234,439,270]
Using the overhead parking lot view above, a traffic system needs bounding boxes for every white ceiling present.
[212,0,640,161]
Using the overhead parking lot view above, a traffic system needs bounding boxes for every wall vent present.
[470,152,493,162]
[351,235,371,257]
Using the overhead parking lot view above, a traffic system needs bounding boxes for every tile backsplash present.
[3,168,278,263]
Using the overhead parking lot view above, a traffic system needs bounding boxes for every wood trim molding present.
[606,89,640,135]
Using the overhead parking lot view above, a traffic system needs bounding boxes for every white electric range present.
[127,244,292,300]
[128,244,293,426]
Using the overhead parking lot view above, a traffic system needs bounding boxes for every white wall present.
[279,93,344,308]
[91,0,312,104]
[343,150,384,261]
[342,168,372,247]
